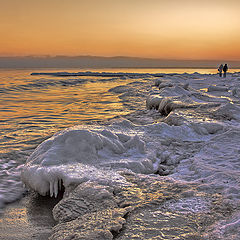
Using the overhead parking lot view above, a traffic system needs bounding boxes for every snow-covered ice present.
[19,71,240,239]
[21,126,149,197]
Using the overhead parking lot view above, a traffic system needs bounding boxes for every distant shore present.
[1,56,240,69]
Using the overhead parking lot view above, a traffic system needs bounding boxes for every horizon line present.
[0,55,240,62]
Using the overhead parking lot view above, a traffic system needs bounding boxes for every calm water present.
[0,68,239,158]
[0,69,132,158]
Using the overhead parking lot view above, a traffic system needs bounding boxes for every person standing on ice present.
[223,64,228,78]
[218,64,223,77]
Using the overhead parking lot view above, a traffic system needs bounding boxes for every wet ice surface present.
[48,173,234,240]
[2,70,240,239]
[163,196,211,214]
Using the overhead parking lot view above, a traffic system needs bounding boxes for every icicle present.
[50,181,53,197]
[54,180,58,198]
[59,178,62,191]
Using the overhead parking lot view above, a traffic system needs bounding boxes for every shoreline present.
[1,71,240,239]
[0,192,62,240]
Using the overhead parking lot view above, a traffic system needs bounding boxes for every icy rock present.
[164,112,187,126]
[207,85,228,92]
[53,182,118,222]
[159,85,190,97]
[232,88,240,98]
[154,78,162,86]
[158,82,173,89]
[212,103,240,121]
[50,208,128,240]
[158,98,185,116]
[21,126,150,197]
[191,122,224,135]
[111,119,135,129]
[146,95,163,110]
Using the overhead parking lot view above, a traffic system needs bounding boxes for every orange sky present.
[0,0,240,60]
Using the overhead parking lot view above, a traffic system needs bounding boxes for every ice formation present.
[21,126,151,197]
[144,72,240,239]
[19,71,240,239]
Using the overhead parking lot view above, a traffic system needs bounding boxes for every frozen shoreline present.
[1,71,240,239]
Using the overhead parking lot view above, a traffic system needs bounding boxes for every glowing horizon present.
[1,0,240,61]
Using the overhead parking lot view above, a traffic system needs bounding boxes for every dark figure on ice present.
[223,64,228,78]
[218,64,223,77]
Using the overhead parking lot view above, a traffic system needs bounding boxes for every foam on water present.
[0,159,24,210]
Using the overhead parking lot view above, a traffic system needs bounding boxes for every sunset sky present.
[1,0,240,60]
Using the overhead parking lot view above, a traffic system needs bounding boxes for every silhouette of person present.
[223,64,228,78]
[218,64,223,77]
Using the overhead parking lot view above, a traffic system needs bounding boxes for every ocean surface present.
[1,67,240,239]
[1,68,231,158]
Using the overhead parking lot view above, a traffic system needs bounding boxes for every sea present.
[0,68,225,158]
[1,67,240,239]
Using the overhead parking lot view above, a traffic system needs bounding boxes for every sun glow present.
[0,0,240,60]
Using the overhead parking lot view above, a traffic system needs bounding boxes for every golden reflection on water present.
[0,69,136,152]
[200,88,208,92]
[220,95,234,104]
[0,207,27,224]
[0,205,32,239]
[0,193,60,239]
[0,77,131,122]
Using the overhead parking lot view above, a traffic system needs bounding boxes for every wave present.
[0,78,89,94]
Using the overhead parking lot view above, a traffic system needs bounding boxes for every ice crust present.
[147,72,240,239]
[21,72,240,202]
[20,71,240,239]
[163,196,210,214]
[21,126,148,197]
[21,118,226,198]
